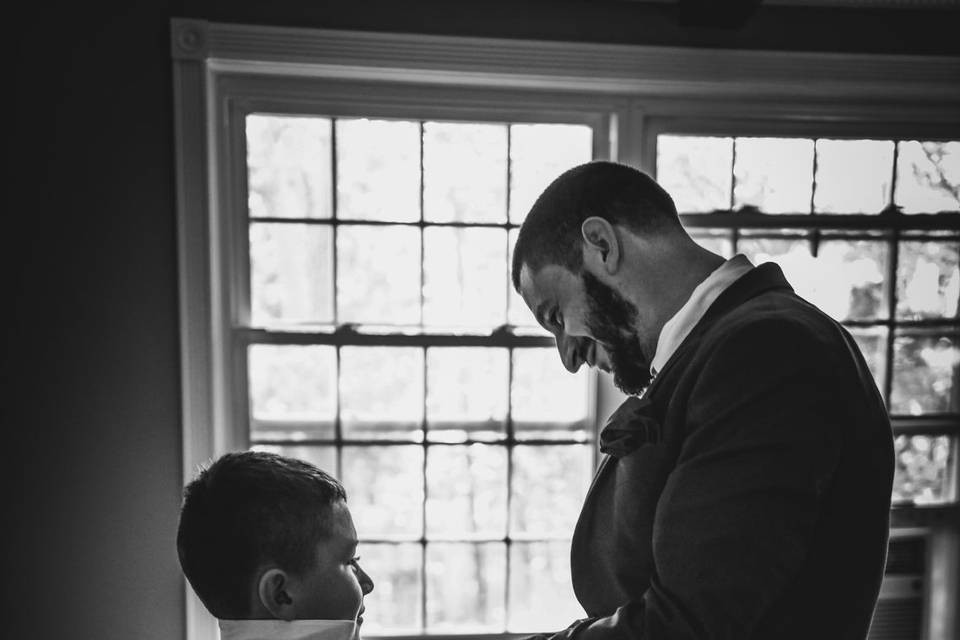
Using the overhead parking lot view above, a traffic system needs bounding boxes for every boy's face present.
[293,501,374,623]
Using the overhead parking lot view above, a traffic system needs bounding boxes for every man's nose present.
[557,334,583,373]
[359,566,374,595]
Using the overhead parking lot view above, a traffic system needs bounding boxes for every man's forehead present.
[519,263,580,300]
[517,264,538,302]
[519,263,584,324]
[518,264,550,318]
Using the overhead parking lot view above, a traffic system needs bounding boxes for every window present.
[648,128,959,640]
[172,18,960,640]
[241,114,598,633]
[650,130,959,510]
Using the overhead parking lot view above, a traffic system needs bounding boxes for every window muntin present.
[239,110,959,633]
[244,114,596,633]
[656,133,960,507]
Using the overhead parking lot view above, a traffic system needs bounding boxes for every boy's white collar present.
[218,619,359,640]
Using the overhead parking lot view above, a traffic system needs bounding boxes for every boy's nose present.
[359,567,374,594]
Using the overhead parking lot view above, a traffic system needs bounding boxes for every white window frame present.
[171,18,960,640]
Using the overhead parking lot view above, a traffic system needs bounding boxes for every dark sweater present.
[563,263,894,640]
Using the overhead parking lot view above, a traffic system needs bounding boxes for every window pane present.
[895,141,960,214]
[337,225,421,325]
[426,348,508,442]
[510,445,592,537]
[816,240,890,321]
[737,236,889,322]
[738,236,807,270]
[426,445,507,537]
[250,223,334,326]
[896,240,960,320]
[734,137,814,214]
[814,139,894,214]
[890,331,960,415]
[335,118,420,222]
[426,542,506,632]
[892,435,956,505]
[423,122,507,223]
[849,327,888,398]
[423,227,507,330]
[246,114,332,219]
[509,123,593,223]
[248,345,337,440]
[508,541,582,632]
[358,542,423,634]
[340,347,424,440]
[342,445,424,538]
[249,444,338,477]
[657,135,733,213]
[511,348,590,439]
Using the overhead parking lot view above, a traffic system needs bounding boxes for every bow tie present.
[599,395,662,458]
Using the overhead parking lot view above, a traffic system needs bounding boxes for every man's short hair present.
[511,161,681,290]
[176,451,347,619]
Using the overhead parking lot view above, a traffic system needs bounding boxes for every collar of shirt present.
[650,254,754,378]
[218,619,359,640]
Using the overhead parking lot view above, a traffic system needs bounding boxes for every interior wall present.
[187,0,960,55]
[11,3,185,639]
[9,2,956,639]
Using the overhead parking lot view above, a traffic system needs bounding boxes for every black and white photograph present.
[9,1,959,639]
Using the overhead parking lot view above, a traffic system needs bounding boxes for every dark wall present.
[11,3,185,639]
[186,0,960,55]
[10,2,957,639]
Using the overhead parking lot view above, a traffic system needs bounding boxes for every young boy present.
[177,451,374,640]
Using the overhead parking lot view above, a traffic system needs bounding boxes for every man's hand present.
[522,616,597,640]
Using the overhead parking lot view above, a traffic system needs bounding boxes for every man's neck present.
[624,240,726,358]
[660,246,727,321]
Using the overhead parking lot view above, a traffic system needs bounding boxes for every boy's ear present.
[257,568,296,621]
[580,216,621,275]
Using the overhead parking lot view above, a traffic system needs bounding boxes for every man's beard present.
[581,270,652,396]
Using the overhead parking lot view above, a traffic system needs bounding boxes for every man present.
[512,161,894,639]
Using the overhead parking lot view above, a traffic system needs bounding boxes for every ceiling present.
[630,0,958,8]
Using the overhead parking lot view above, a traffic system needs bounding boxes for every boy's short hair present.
[176,450,347,619]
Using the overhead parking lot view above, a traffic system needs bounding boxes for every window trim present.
[221,86,614,478]
[172,18,960,640]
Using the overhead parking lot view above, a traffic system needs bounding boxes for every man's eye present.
[551,311,562,329]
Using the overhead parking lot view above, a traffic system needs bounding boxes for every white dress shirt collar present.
[650,254,754,377]
[218,619,359,640]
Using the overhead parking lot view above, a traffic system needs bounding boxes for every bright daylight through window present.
[657,135,959,507]
[237,115,959,636]
[243,115,596,633]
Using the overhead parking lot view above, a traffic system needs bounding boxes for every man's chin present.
[611,364,651,396]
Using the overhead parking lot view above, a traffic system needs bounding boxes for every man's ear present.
[580,216,621,275]
[257,568,296,621]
